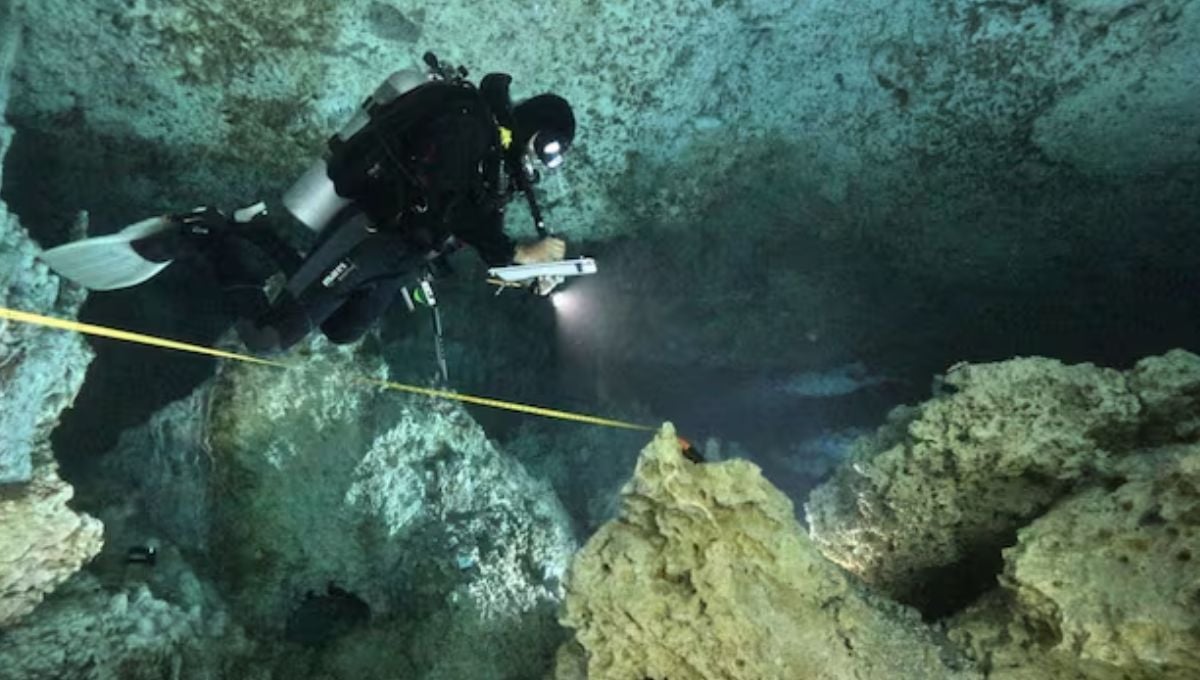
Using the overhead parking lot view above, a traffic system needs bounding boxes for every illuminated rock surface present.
[560,424,976,680]
[806,357,1142,607]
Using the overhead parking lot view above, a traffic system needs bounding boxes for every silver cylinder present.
[287,69,430,233]
[336,69,428,142]
[282,159,352,232]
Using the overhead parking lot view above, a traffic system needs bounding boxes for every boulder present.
[1001,446,1200,679]
[93,341,578,678]
[0,460,103,628]
[946,445,1200,680]
[0,571,256,680]
[560,424,977,680]
[806,357,1141,607]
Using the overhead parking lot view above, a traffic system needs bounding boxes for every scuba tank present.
[281,67,432,232]
[283,53,550,243]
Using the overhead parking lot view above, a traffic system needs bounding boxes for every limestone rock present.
[0,0,17,117]
[107,343,573,678]
[550,641,588,680]
[1000,446,1200,679]
[0,572,257,680]
[1127,349,1200,442]
[0,461,103,628]
[1,418,259,679]
[98,388,215,555]
[0,8,102,629]
[806,351,1200,677]
[1031,0,1198,178]
[0,4,90,486]
[806,357,1141,606]
[38,339,576,678]
[0,205,91,481]
[561,424,977,680]
[947,592,1094,680]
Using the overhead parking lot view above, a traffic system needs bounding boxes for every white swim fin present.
[39,216,176,291]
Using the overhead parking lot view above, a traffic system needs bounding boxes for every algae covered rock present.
[196,344,575,678]
[0,572,256,680]
[560,424,977,680]
[1127,349,1200,442]
[0,15,102,628]
[1000,446,1200,679]
[805,357,1141,607]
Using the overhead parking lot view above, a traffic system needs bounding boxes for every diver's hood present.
[512,93,575,158]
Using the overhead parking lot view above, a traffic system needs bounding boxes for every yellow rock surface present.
[0,460,103,628]
[561,424,977,680]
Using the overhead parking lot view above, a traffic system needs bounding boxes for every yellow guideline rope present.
[0,307,287,367]
[0,306,653,432]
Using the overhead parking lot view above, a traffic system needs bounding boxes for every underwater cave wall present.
[7,0,1198,282]
[0,2,104,630]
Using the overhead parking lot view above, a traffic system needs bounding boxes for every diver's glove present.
[510,237,568,297]
[512,236,566,265]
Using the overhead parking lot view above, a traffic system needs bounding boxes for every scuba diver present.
[41,53,578,354]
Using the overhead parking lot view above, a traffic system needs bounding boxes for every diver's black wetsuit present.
[213,79,520,353]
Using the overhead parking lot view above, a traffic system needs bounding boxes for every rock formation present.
[74,342,578,679]
[805,356,1142,608]
[559,424,977,680]
[954,444,1200,680]
[0,3,103,630]
[805,350,1200,679]
[0,459,103,629]
[1,0,1198,676]
[561,352,1200,680]
[0,569,254,680]
[205,347,575,625]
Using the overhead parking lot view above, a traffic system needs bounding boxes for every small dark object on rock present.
[678,437,705,464]
[126,546,157,565]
